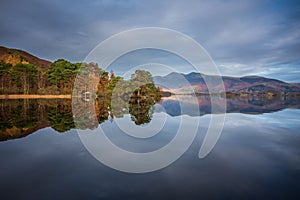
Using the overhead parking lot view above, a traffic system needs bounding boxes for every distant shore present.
[0,94,71,99]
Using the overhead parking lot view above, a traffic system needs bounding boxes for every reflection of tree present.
[109,70,161,125]
[47,104,75,132]
[110,97,128,118]
[126,71,161,125]
[1,100,37,128]
[72,98,98,130]
[2,93,300,142]
[129,96,155,125]
[95,98,112,124]
[0,99,48,141]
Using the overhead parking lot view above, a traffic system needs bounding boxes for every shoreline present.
[0,94,71,99]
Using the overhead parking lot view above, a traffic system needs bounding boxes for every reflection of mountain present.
[157,95,300,116]
[154,72,300,95]
[1,96,300,141]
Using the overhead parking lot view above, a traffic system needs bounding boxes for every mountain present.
[154,72,300,96]
[0,46,51,71]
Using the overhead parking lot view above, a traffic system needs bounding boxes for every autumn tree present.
[11,63,38,94]
[0,62,12,94]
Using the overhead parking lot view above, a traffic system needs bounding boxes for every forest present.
[0,57,163,140]
[0,58,161,100]
[0,59,111,95]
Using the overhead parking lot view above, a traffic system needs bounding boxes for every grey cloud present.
[0,0,299,81]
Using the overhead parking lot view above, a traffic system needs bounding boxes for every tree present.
[73,62,101,97]
[46,59,79,93]
[129,94,155,125]
[108,76,122,91]
[129,70,157,97]
[11,63,38,94]
[0,62,12,94]
[130,70,154,84]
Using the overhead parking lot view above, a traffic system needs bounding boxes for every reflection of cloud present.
[147,109,300,197]
[220,110,300,167]
[224,109,300,131]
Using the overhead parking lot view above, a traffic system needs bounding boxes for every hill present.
[0,46,84,95]
[154,72,300,97]
[0,46,51,71]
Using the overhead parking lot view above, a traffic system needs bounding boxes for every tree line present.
[0,59,121,95]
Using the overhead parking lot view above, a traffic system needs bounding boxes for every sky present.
[0,0,300,82]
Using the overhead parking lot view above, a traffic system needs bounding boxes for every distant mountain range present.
[154,72,300,96]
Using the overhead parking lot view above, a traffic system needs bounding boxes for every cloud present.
[0,0,299,81]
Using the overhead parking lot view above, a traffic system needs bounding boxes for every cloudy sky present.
[0,0,299,81]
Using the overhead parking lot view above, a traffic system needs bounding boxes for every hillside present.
[0,46,51,72]
[154,72,300,96]
[0,46,86,95]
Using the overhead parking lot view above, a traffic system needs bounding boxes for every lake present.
[0,96,300,199]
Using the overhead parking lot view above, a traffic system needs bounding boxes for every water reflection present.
[0,96,300,141]
[159,95,300,116]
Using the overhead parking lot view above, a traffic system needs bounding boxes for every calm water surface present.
[0,97,299,199]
